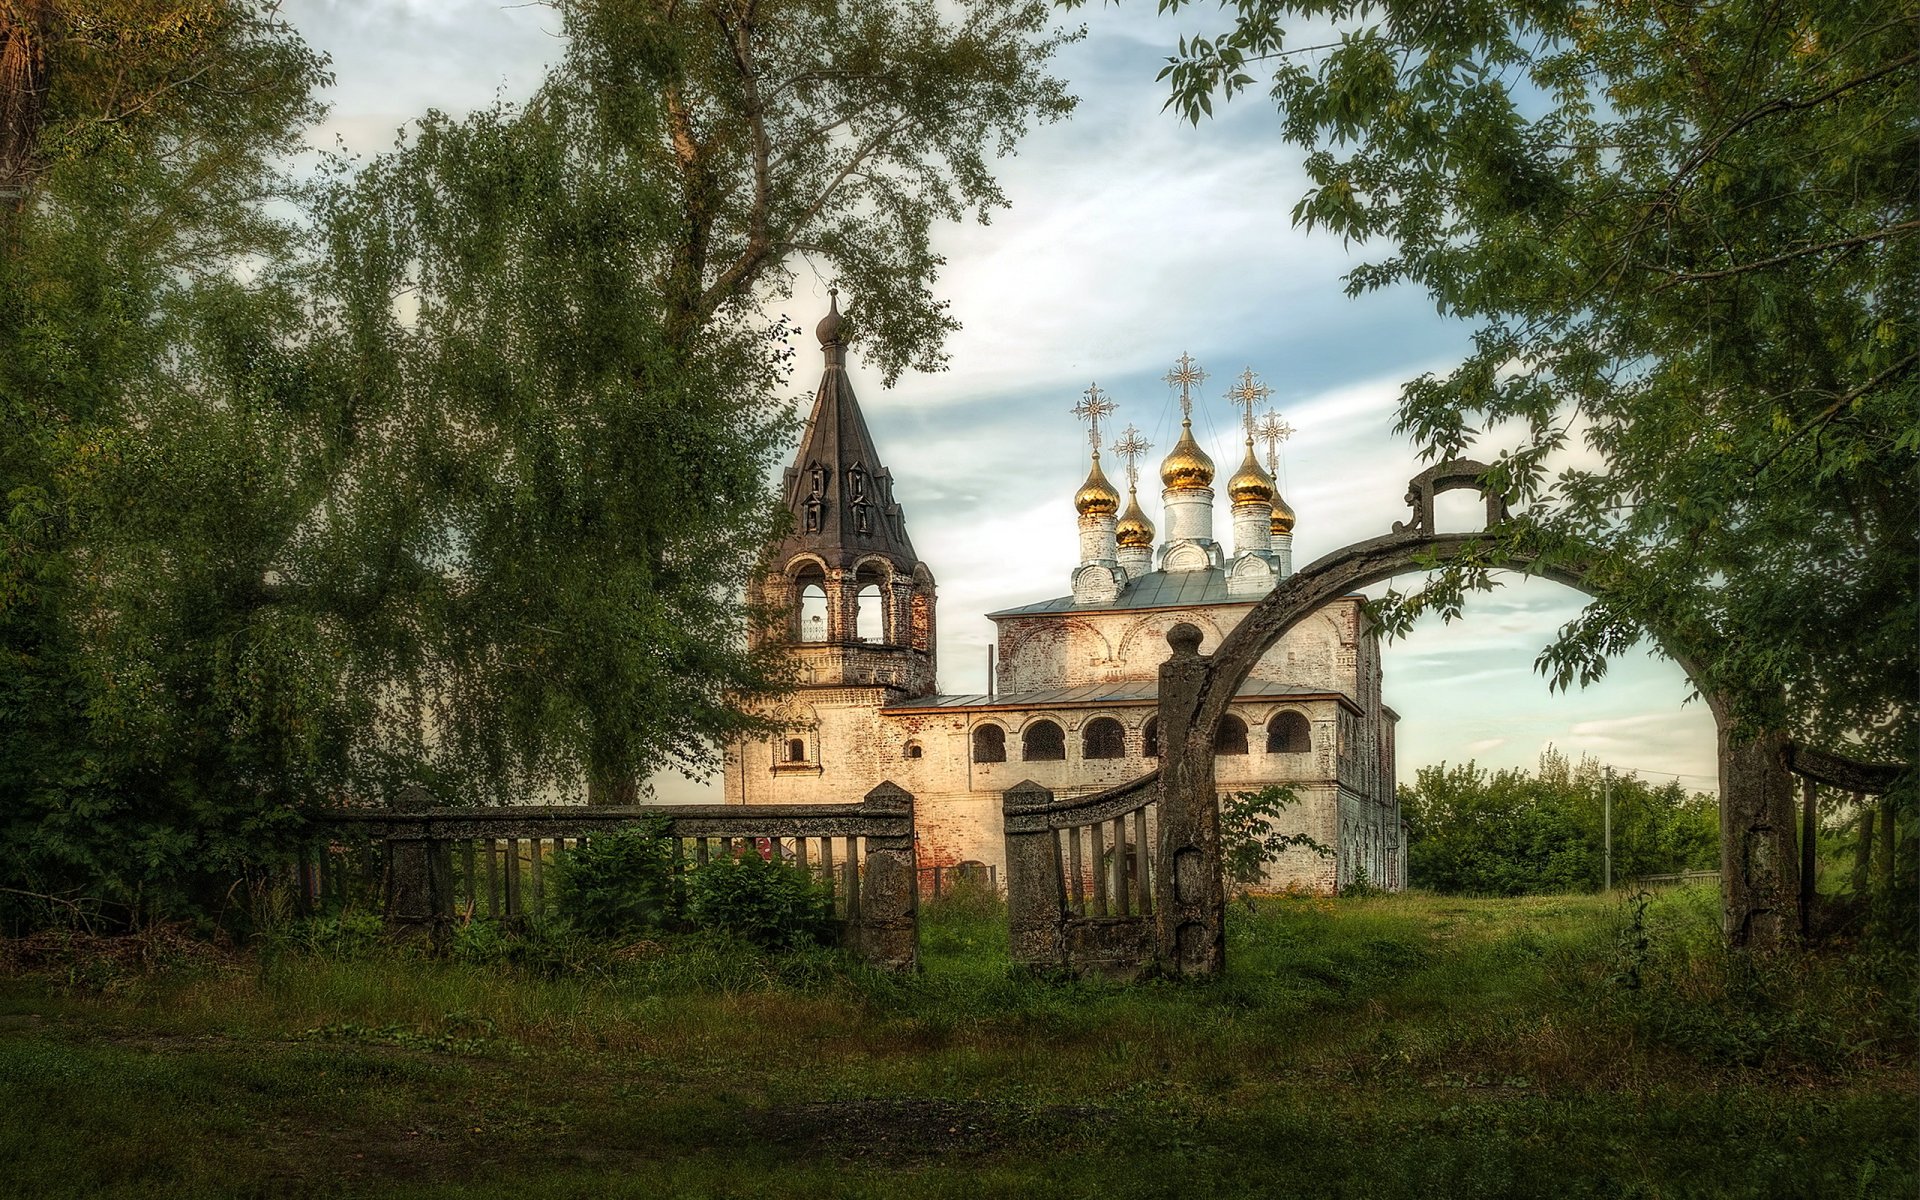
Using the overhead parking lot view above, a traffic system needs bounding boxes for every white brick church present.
[722,296,1405,893]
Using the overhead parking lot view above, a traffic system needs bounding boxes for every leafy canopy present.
[1137,0,1916,759]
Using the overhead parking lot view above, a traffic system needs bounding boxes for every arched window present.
[1267,711,1311,754]
[1083,717,1126,760]
[971,724,1006,764]
[1022,720,1065,761]
[797,580,828,643]
[1142,716,1160,759]
[785,738,807,763]
[855,584,884,642]
[1215,715,1249,756]
[903,742,923,760]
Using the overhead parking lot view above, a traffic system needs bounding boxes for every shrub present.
[548,821,679,940]
[683,851,837,951]
[1221,785,1330,894]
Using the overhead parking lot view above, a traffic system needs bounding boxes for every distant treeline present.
[1400,750,1718,896]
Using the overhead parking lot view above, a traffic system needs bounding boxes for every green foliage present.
[1220,784,1329,890]
[1402,750,1719,895]
[1139,0,1917,766]
[548,823,681,941]
[0,1,331,924]
[683,851,837,952]
[2,1,1074,922]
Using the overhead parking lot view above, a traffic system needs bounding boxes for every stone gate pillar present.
[853,782,919,971]
[1002,780,1066,969]
[1154,623,1225,976]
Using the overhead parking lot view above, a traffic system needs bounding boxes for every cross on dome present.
[1111,424,1153,489]
[1226,368,1275,437]
[1072,383,1118,451]
[1255,409,1295,477]
[1163,352,1208,420]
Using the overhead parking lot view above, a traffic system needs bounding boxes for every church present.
[722,295,1406,893]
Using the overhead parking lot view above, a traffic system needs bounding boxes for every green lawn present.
[2,887,1913,1199]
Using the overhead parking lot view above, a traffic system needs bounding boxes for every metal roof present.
[986,567,1247,618]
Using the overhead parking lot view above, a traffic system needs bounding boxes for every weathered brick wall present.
[727,594,1400,897]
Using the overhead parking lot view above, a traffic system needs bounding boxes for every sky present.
[282,1,1724,800]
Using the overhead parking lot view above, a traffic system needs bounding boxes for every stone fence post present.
[1002,780,1066,970]
[851,782,919,971]
[384,817,452,945]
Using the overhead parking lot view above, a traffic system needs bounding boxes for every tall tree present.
[4,0,1076,927]
[1,1,329,923]
[306,0,1077,804]
[1137,0,1916,766]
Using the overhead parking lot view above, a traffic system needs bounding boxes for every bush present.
[548,821,679,939]
[683,851,837,951]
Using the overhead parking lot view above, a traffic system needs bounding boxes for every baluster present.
[769,835,783,863]
[462,840,476,917]
[1067,827,1085,917]
[844,838,861,919]
[696,836,711,867]
[1090,821,1108,917]
[1112,816,1130,918]
[820,837,836,907]
[485,839,499,918]
[504,838,521,918]
[1134,809,1151,914]
[795,835,809,872]
[529,837,545,915]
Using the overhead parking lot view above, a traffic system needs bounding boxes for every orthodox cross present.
[1072,383,1118,452]
[1163,352,1208,420]
[1111,424,1153,490]
[1255,409,1295,477]
[1226,368,1275,437]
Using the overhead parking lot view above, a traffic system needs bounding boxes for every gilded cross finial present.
[1163,352,1208,422]
[1072,383,1118,452]
[1226,368,1276,438]
[1111,424,1153,489]
[1255,409,1295,477]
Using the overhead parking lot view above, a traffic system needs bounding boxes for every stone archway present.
[1147,459,1878,975]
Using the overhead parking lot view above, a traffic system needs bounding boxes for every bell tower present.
[748,291,937,697]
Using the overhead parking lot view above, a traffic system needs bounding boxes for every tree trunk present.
[1719,726,1799,948]
[1876,798,1896,890]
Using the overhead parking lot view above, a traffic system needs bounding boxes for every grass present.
[1,885,1913,1199]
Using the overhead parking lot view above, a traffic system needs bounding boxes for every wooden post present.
[1851,795,1874,899]
[1003,780,1067,969]
[1799,776,1817,938]
[1877,799,1896,890]
[1155,623,1226,975]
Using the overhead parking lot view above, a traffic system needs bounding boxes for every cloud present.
[282,4,1722,799]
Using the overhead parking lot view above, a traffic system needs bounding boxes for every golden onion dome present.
[1160,420,1214,490]
[1074,453,1121,517]
[1270,490,1296,536]
[1227,441,1275,506]
[1115,487,1155,548]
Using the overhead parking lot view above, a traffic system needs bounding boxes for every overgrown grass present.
[2,886,1913,1198]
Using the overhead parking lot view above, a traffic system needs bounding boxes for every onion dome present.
[1270,490,1296,536]
[816,288,844,345]
[1227,441,1276,506]
[1074,453,1121,517]
[1116,487,1155,548]
[1160,420,1214,490]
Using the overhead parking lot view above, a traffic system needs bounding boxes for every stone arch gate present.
[1005,460,1904,977]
